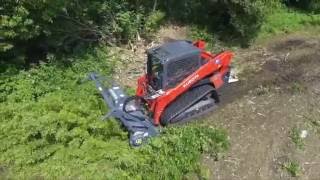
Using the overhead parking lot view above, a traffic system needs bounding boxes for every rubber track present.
[160,84,215,125]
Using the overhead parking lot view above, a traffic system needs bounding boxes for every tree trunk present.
[153,0,158,11]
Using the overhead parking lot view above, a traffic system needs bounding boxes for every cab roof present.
[147,40,200,63]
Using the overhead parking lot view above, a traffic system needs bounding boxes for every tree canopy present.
[1,0,319,66]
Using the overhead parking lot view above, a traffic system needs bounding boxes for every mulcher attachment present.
[87,73,158,146]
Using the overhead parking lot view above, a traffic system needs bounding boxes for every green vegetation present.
[290,127,305,150]
[0,48,229,179]
[190,1,320,47]
[282,160,301,177]
[258,7,320,41]
[285,0,320,12]
[310,118,320,134]
[305,112,320,135]
[288,82,307,94]
[187,3,320,46]
[4,0,317,66]
[0,0,166,66]
[2,1,320,63]
[1,0,320,179]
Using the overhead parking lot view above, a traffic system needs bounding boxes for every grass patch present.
[289,82,307,94]
[257,8,320,43]
[282,160,301,177]
[304,113,320,135]
[188,26,217,51]
[189,7,320,48]
[188,26,240,52]
[310,118,320,134]
[0,48,229,179]
[290,127,305,150]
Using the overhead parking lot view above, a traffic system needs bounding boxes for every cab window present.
[147,55,163,90]
[166,55,199,89]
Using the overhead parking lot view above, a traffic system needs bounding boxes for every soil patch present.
[202,35,320,180]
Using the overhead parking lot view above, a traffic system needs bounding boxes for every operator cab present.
[147,40,201,91]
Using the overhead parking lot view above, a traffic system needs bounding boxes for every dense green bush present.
[0,48,229,179]
[0,0,163,65]
[3,0,315,64]
[158,0,282,45]
[284,0,320,12]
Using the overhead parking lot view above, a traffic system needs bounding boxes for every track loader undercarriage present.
[160,84,217,125]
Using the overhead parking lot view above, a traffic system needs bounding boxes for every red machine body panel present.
[136,41,233,125]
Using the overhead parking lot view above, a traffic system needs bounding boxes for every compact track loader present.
[88,40,236,146]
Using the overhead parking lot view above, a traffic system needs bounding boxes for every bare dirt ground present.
[113,26,320,179]
[202,35,320,180]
